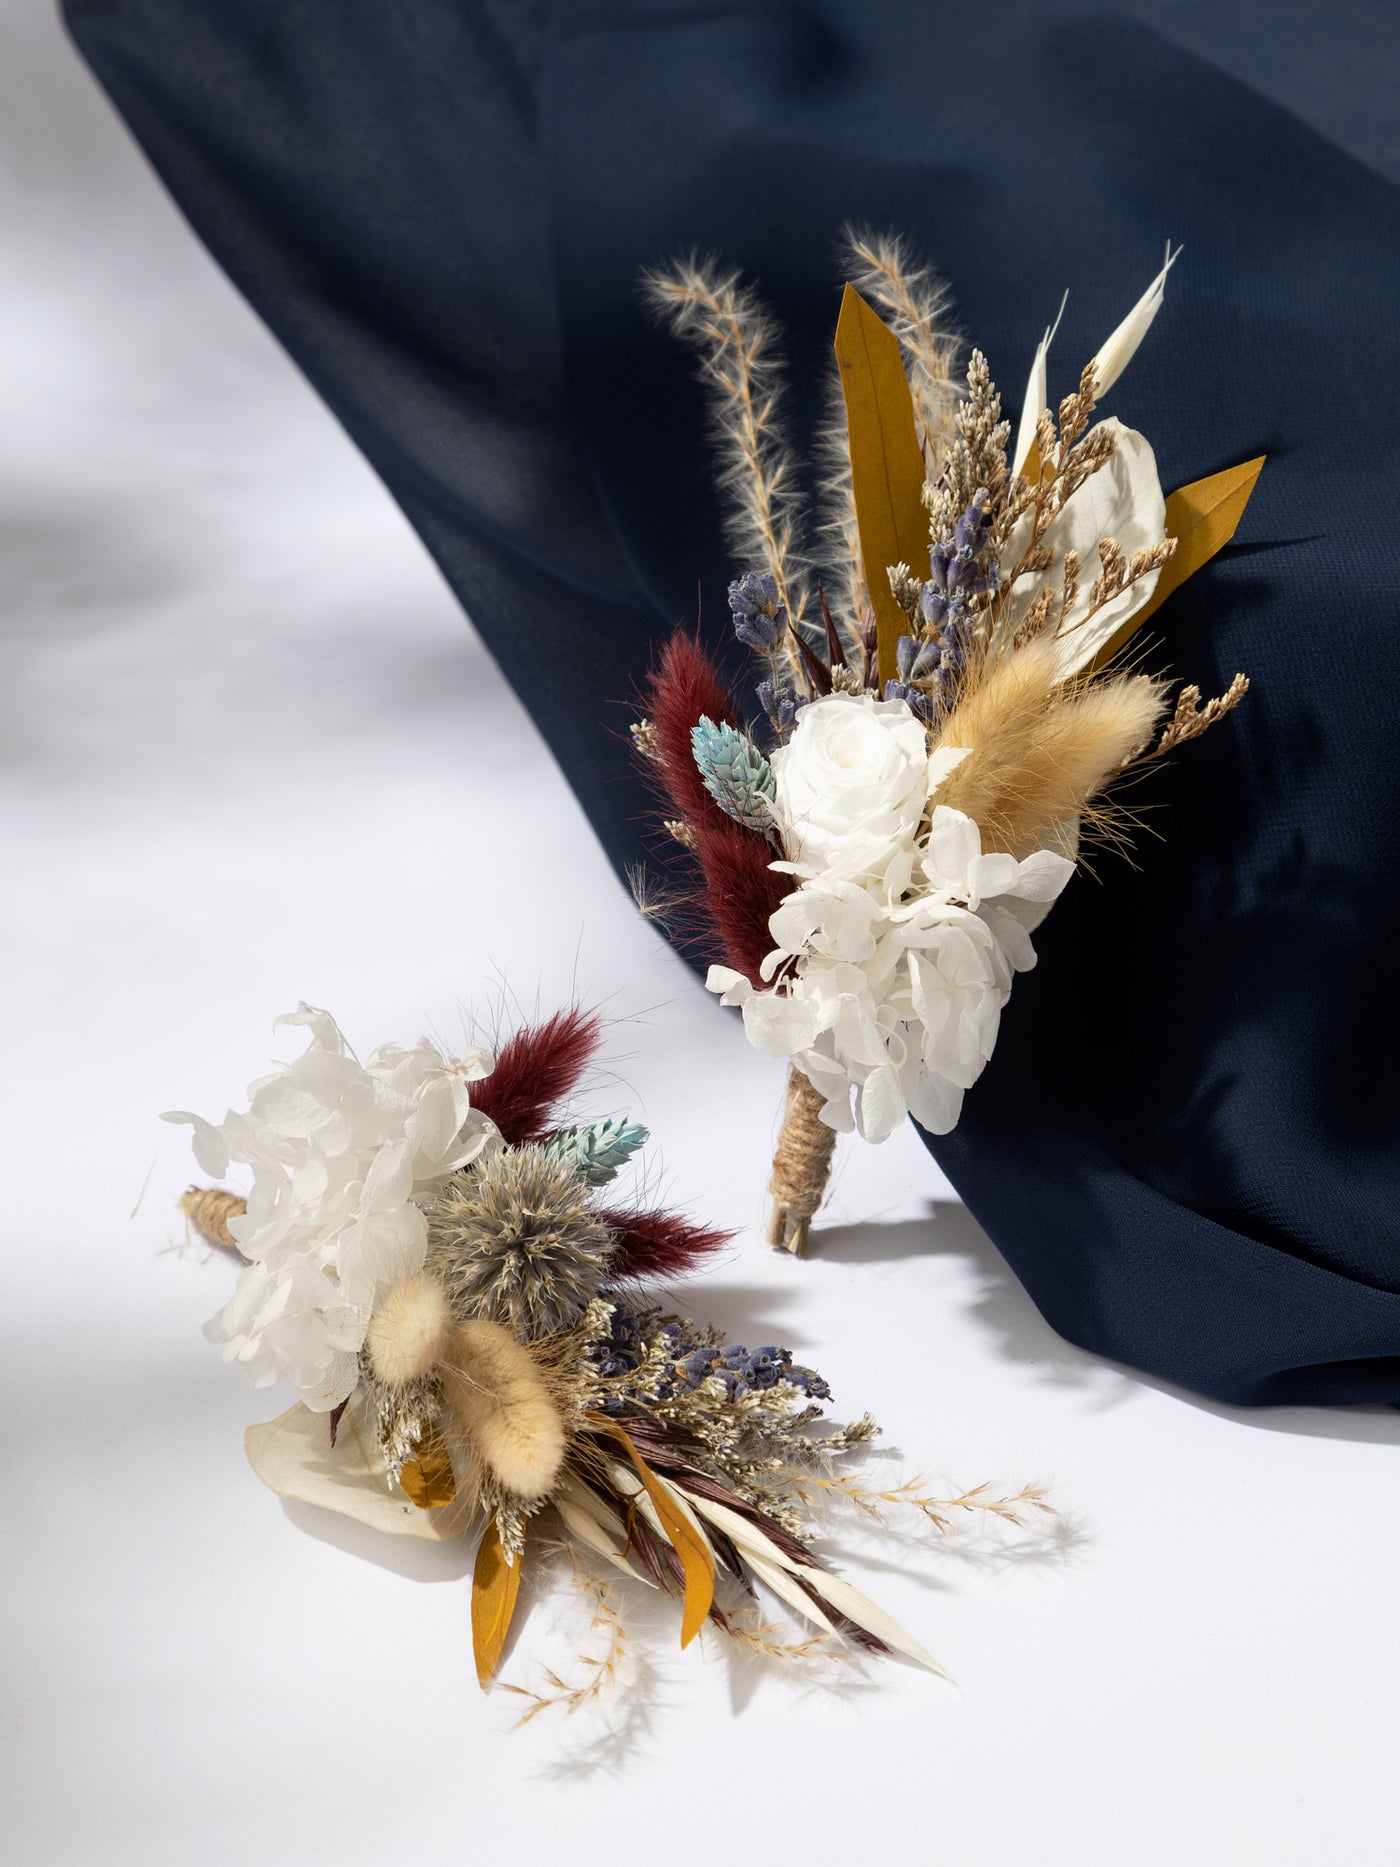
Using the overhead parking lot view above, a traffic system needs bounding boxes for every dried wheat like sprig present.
[1128,673,1251,764]
[643,257,810,664]
[503,1548,632,1728]
[795,1471,1053,1534]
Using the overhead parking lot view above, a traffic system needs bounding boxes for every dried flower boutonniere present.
[630,234,1260,1252]
[168,1003,1048,1700]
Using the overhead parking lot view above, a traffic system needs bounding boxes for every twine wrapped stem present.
[766,1066,838,1257]
[180,1186,246,1251]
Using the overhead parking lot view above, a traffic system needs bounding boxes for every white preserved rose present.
[769,692,929,885]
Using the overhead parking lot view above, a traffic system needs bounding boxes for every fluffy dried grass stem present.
[644,257,808,666]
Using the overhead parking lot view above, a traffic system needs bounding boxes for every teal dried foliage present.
[545,1117,650,1187]
[690,716,776,832]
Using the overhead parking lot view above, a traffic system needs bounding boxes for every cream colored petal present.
[244,1394,474,1541]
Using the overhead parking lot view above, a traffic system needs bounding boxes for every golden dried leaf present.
[471,1518,524,1688]
[1090,454,1265,669]
[834,284,929,687]
[603,1422,715,1647]
[397,1427,457,1510]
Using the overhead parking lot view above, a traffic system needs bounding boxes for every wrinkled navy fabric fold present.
[64,0,1400,1406]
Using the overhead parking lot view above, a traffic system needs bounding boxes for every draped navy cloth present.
[64,1,1400,1406]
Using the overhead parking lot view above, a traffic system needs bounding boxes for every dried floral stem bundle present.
[168,1003,1033,1694]
[633,232,1259,1252]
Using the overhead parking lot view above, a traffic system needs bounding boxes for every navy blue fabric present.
[63,0,1400,1406]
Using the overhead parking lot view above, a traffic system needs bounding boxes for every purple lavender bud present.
[728,571,787,650]
[884,679,935,723]
[919,584,948,631]
[757,679,806,734]
[897,634,941,682]
[953,490,989,561]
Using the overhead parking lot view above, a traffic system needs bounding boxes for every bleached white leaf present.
[243,1394,473,1541]
[1092,243,1179,398]
[741,1547,840,1636]
[687,1489,808,1573]
[551,1473,659,1588]
[1011,290,1067,477]
[798,1565,948,1677]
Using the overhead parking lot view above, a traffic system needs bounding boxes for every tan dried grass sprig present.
[1132,673,1250,762]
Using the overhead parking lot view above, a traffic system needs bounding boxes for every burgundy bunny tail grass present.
[598,1207,734,1281]
[644,629,742,825]
[689,813,787,985]
[472,1007,602,1144]
[637,628,784,986]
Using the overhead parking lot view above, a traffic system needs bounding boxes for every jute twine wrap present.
[766,1066,838,1257]
[180,1186,246,1251]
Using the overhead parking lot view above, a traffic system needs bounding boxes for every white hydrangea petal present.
[922,807,981,892]
[706,965,754,1007]
[855,1063,907,1144]
[741,987,828,1058]
[1010,848,1077,902]
[359,1136,413,1213]
[909,1069,965,1135]
[337,1204,427,1312]
[162,1110,230,1179]
[273,1003,346,1053]
[967,851,1022,902]
[980,903,1038,973]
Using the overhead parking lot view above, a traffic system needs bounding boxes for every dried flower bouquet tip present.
[633,232,1260,1253]
[168,1002,1018,1692]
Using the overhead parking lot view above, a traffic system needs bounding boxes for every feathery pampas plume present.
[841,224,960,469]
[643,255,810,651]
[428,1144,616,1339]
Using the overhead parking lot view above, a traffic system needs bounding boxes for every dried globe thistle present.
[427,1144,616,1339]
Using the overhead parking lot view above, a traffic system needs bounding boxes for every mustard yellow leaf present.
[602,1422,715,1648]
[397,1425,457,1510]
[834,284,928,687]
[471,1518,524,1688]
[1090,455,1265,670]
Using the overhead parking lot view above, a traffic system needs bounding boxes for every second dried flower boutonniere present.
[169,1002,1050,1708]
[630,233,1260,1252]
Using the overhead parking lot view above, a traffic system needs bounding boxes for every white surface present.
[3,12,1398,1864]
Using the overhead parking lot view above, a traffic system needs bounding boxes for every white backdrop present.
[3,11,1398,1864]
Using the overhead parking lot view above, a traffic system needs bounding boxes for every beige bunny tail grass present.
[365,1273,454,1386]
[933,644,1167,859]
[441,1318,568,1503]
